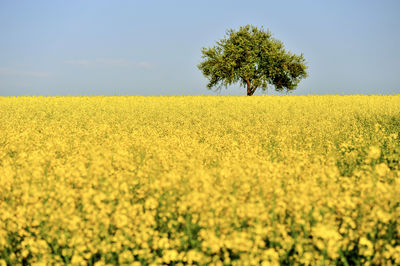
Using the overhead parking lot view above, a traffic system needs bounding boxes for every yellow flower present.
[359,237,374,257]
[375,163,389,177]
[367,146,381,160]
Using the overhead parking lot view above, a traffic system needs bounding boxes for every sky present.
[0,0,399,96]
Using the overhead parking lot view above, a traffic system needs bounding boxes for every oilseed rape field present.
[0,95,400,265]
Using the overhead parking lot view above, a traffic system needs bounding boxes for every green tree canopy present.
[198,25,308,96]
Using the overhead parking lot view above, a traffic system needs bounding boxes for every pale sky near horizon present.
[0,0,399,96]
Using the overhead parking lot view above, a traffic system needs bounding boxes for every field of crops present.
[0,95,399,265]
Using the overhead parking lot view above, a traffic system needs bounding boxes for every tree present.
[198,25,308,96]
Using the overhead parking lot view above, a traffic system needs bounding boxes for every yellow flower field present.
[0,95,399,265]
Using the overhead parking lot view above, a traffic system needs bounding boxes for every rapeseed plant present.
[0,95,399,265]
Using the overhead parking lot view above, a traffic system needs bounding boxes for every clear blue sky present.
[0,0,399,96]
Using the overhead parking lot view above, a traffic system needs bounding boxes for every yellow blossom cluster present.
[0,95,399,265]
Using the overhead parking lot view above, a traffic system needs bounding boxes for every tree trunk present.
[246,80,254,96]
[245,79,257,96]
